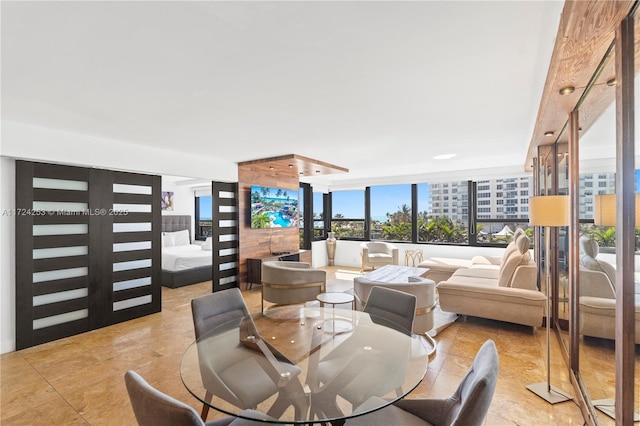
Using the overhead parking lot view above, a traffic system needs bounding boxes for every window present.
[418,181,468,244]
[331,190,365,239]
[370,184,412,241]
[313,191,325,239]
[195,195,212,240]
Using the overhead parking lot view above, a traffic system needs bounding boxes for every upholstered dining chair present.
[344,339,499,426]
[310,287,418,414]
[124,370,274,426]
[363,286,417,336]
[191,288,302,421]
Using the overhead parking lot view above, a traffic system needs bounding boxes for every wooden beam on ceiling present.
[525,1,635,171]
[238,154,348,177]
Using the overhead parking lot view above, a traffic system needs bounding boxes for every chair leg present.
[200,391,212,421]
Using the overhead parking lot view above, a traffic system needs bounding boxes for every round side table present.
[316,292,355,334]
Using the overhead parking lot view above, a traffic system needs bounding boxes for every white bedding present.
[162,244,212,272]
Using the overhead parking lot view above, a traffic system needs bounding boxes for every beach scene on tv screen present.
[251,186,299,229]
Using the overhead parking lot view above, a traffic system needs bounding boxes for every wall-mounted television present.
[250,185,299,229]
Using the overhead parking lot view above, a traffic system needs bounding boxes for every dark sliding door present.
[15,161,161,350]
[211,181,239,292]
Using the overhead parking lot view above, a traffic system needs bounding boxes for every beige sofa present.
[419,228,528,283]
[578,236,640,343]
[437,233,546,328]
[261,261,326,312]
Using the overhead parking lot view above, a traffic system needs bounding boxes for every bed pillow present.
[172,229,190,246]
[202,237,213,251]
[162,232,175,248]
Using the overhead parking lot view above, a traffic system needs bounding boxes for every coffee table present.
[363,264,428,283]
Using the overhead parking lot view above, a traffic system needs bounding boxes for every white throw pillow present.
[162,232,175,248]
[202,237,213,251]
[172,229,190,246]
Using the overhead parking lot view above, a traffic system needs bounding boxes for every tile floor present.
[1,266,591,425]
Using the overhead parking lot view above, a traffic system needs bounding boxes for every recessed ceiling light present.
[559,86,575,95]
[433,154,457,160]
[544,131,554,137]
[288,164,294,168]
[269,166,274,170]
[607,78,617,86]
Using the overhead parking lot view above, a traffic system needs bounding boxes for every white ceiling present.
[1,1,565,187]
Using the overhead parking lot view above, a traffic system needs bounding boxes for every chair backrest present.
[124,370,205,426]
[444,339,499,426]
[364,241,393,255]
[364,286,416,335]
[191,287,249,339]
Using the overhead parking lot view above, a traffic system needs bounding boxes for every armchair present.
[261,261,326,312]
[360,242,399,271]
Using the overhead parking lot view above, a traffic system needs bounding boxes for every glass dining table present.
[180,306,429,425]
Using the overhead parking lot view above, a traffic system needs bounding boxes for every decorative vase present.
[326,232,337,266]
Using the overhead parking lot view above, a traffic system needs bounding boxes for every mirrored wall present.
[536,7,640,424]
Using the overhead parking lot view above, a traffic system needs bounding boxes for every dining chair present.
[124,370,274,426]
[363,285,417,335]
[191,288,304,421]
[344,339,499,426]
[309,287,417,417]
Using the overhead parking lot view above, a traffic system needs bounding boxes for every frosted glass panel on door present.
[113,203,152,213]
[219,191,235,199]
[33,309,88,330]
[33,224,88,236]
[113,295,152,311]
[220,262,237,271]
[33,289,88,306]
[219,234,237,242]
[33,246,88,259]
[33,178,88,191]
[219,248,237,256]
[33,267,88,283]
[219,220,237,227]
[219,205,237,213]
[113,259,152,272]
[220,276,237,285]
[113,277,151,291]
[113,222,152,233]
[32,201,88,212]
[113,241,152,252]
[113,183,152,195]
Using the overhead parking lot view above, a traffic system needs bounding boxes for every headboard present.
[162,215,192,241]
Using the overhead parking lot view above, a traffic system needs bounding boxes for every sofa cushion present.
[497,236,530,287]
[451,268,499,280]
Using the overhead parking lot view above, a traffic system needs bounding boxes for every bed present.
[161,215,212,288]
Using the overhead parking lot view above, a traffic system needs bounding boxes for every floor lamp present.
[526,195,572,404]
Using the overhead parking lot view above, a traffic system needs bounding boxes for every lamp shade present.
[529,195,569,227]
[594,193,640,226]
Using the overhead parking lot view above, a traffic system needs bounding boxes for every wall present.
[160,178,196,241]
[315,240,508,269]
[1,158,16,353]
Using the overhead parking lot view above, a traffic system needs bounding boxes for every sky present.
[326,183,430,219]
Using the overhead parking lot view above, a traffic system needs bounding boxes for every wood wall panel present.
[238,161,300,288]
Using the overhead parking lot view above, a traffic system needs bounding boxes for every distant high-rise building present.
[429,173,616,224]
